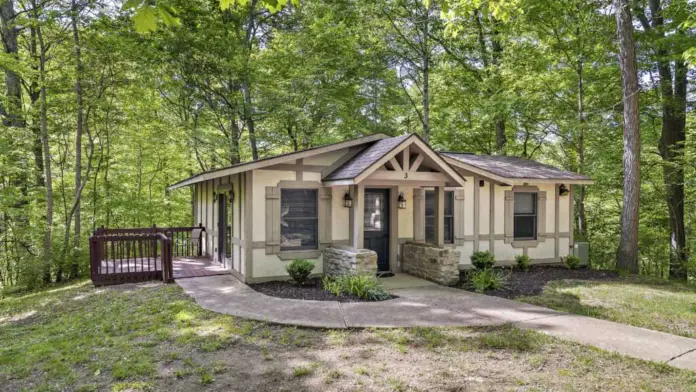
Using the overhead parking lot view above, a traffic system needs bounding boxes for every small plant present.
[342,274,378,298]
[285,259,314,284]
[322,274,392,301]
[468,268,507,293]
[565,255,581,269]
[470,250,496,270]
[322,276,342,296]
[515,254,532,271]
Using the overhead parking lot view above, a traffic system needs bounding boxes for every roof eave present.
[443,156,593,185]
[167,133,390,191]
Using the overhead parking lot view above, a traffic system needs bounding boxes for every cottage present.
[168,133,592,284]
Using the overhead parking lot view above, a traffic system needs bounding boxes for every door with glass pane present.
[363,189,390,272]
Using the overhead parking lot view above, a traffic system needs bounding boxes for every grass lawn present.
[517,274,696,339]
[1,281,695,391]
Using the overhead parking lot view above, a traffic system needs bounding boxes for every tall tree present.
[615,0,641,273]
[70,0,84,255]
[634,0,690,280]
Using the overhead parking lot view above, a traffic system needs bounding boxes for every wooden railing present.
[89,225,205,286]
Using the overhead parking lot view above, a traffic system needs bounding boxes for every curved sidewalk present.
[176,274,696,371]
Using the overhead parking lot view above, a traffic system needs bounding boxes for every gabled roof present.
[323,134,467,187]
[168,133,593,190]
[167,133,389,190]
[323,135,410,180]
[442,153,593,185]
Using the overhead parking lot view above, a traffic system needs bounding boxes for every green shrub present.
[321,276,342,296]
[321,274,391,301]
[341,274,378,298]
[468,268,507,293]
[285,259,315,284]
[470,250,496,270]
[515,254,532,271]
[565,255,581,269]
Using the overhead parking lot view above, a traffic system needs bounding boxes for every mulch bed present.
[249,278,377,303]
[458,265,620,299]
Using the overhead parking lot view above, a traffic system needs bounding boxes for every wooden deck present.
[99,256,228,280]
[172,257,229,279]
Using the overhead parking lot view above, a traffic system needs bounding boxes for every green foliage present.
[565,255,581,270]
[515,255,532,271]
[470,251,496,270]
[321,276,343,296]
[321,274,391,301]
[285,259,315,285]
[468,268,507,293]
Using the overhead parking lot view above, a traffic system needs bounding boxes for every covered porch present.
[322,134,466,274]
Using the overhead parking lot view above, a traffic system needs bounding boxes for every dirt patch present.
[249,278,390,302]
[458,266,620,299]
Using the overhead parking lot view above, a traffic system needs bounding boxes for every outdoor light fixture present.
[343,192,353,208]
[397,192,407,209]
[479,179,485,187]
[212,191,217,202]
[228,189,235,202]
[559,184,569,196]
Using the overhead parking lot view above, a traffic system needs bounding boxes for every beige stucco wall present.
[479,180,490,235]
[398,185,415,239]
[332,185,351,241]
[252,169,297,243]
[452,179,574,267]
[252,249,323,278]
[463,177,475,236]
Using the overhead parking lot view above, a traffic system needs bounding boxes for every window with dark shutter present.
[425,190,454,244]
[280,189,318,250]
[514,192,537,240]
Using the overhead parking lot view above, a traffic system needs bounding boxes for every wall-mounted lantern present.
[212,191,217,203]
[559,184,569,196]
[343,192,353,208]
[479,179,485,187]
[228,189,235,202]
[397,192,407,209]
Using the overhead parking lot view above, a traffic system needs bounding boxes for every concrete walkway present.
[176,274,696,371]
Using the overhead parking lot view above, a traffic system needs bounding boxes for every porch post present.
[434,186,445,247]
[348,184,364,249]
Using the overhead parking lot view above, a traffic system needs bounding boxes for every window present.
[280,189,318,250]
[425,190,454,244]
[514,192,537,240]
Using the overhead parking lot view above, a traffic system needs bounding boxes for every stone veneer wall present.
[401,242,460,285]
[323,245,378,276]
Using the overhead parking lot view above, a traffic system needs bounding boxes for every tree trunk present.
[576,60,587,238]
[0,0,23,128]
[660,57,687,280]
[491,19,506,154]
[614,0,640,274]
[71,0,84,256]
[646,0,688,280]
[37,12,52,283]
[421,5,429,143]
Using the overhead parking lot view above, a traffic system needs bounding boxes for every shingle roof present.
[168,133,389,190]
[442,153,591,181]
[324,134,411,180]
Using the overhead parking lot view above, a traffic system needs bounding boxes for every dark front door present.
[364,189,390,272]
[217,195,227,265]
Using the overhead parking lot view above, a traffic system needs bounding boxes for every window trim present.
[513,192,537,241]
[424,189,455,245]
[504,185,547,248]
[279,188,319,252]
